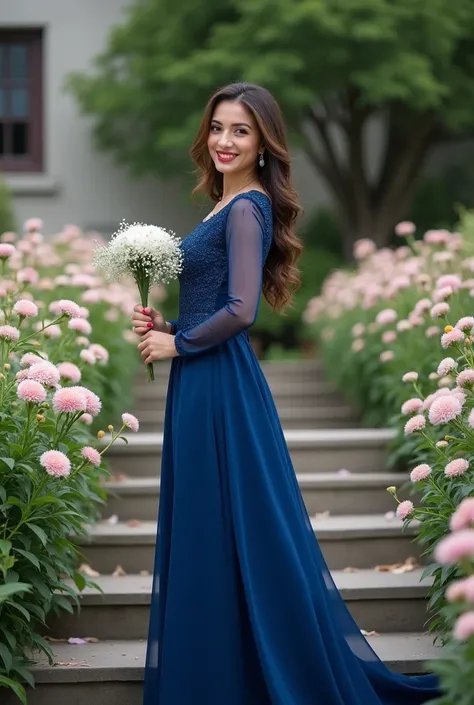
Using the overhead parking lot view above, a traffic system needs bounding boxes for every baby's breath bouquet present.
[93,221,183,381]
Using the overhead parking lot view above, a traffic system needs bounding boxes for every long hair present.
[190,82,303,312]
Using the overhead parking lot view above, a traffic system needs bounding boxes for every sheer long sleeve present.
[173,199,265,356]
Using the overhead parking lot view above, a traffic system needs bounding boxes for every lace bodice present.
[172,191,273,357]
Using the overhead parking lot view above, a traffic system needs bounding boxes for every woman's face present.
[207,100,261,177]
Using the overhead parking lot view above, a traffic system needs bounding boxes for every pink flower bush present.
[437,358,457,377]
[401,398,423,415]
[404,415,426,434]
[446,576,474,603]
[396,500,414,519]
[453,612,474,640]
[80,349,96,365]
[40,450,71,478]
[17,379,47,404]
[12,299,38,318]
[52,387,88,414]
[57,362,82,384]
[457,369,474,387]
[410,464,431,482]
[428,395,463,425]
[455,316,474,332]
[451,498,474,532]
[27,361,60,387]
[122,413,139,432]
[435,530,474,564]
[81,388,102,416]
[436,274,462,292]
[89,343,109,363]
[376,308,397,325]
[81,446,101,467]
[0,325,20,341]
[23,217,43,233]
[0,243,15,258]
[395,221,416,237]
[17,267,39,285]
[445,458,469,478]
[433,286,454,303]
[68,318,92,335]
[353,239,375,260]
[402,371,418,383]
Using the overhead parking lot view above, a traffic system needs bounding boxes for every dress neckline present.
[202,190,271,223]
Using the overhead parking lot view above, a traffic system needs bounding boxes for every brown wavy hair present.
[190,82,303,312]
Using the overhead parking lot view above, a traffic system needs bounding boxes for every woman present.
[132,82,439,704]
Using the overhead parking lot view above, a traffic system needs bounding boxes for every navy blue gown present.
[142,190,439,704]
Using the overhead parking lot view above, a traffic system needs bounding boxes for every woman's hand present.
[132,304,170,336]
[137,330,179,363]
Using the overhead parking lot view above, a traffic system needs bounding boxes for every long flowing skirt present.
[143,331,439,704]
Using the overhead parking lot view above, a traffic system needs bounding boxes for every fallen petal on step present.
[337,469,351,476]
[140,570,150,576]
[84,637,100,643]
[126,518,142,527]
[78,563,101,578]
[55,660,90,668]
[360,630,380,637]
[374,557,419,573]
[113,564,127,577]
[105,514,119,525]
[68,637,88,645]
[343,566,359,573]
[384,511,396,521]
[312,510,331,520]
[44,636,68,643]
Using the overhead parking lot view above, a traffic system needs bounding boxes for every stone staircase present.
[14,360,442,704]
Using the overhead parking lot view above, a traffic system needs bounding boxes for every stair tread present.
[105,428,395,454]
[81,514,416,544]
[104,471,406,492]
[69,568,430,604]
[30,634,442,682]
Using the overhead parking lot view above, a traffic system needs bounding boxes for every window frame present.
[0,29,43,173]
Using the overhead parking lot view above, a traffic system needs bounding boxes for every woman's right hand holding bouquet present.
[132,304,172,336]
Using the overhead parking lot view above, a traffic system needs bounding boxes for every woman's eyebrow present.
[211,119,252,129]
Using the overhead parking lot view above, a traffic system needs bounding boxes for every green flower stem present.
[135,271,154,382]
[13,314,67,349]
[99,423,127,455]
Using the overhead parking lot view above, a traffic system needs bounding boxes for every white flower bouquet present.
[93,221,183,381]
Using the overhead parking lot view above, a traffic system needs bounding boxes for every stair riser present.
[78,533,419,574]
[133,392,346,413]
[108,446,388,477]
[46,596,429,641]
[136,417,358,432]
[102,486,409,521]
[3,683,143,705]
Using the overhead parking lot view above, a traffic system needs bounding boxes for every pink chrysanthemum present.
[17,267,39,285]
[382,330,397,344]
[57,362,82,384]
[40,449,71,478]
[396,500,414,520]
[437,357,457,377]
[410,464,431,482]
[455,316,474,332]
[27,361,60,387]
[68,318,92,335]
[89,344,109,363]
[401,398,423,416]
[428,394,463,425]
[426,326,441,338]
[0,325,20,341]
[353,238,375,260]
[17,379,47,404]
[376,308,397,326]
[397,320,412,332]
[402,371,418,383]
[15,369,30,382]
[445,458,469,478]
[77,387,102,416]
[81,446,101,467]
[414,298,432,315]
[424,229,451,245]
[454,612,474,640]
[80,349,96,365]
[404,415,426,434]
[435,530,474,564]
[351,323,365,338]
[430,302,450,318]
[447,577,474,603]
[23,217,43,233]
[457,369,474,387]
[450,498,474,532]
[13,299,38,318]
[121,413,139,433]
[436,274,462,292]
[433,286,454,303]
[0,243,15,258]
[441,328,465,349]
[380,350,394,363]
[52,387,88,414]
[79,413,93,425]
[49,299,82,318]
[394,221,416,237]
[467,409,474,429]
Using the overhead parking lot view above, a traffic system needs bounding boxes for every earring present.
[259,153,265,168]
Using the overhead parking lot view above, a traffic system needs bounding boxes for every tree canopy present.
[67,0,474,252]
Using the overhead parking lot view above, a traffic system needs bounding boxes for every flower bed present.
[0,220,142,703]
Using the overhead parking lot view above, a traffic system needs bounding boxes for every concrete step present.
[133,380,346,412]
[103,471,409,521]
[76,514,418,573]
[104,429,394,477]
[6,634,441,705]
[47,569,431,640]
[133,405,359,432]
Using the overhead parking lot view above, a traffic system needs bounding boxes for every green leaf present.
[0,582,31,602]
[14,548,41,571]
[11,662,35,689]
[26,523,48,547]
[0,642,13,672]
[0,675,27,704]
[0,539,12,555]
[0,457,15,470]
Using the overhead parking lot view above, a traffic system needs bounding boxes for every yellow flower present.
[107,425,114,432]
[386,486,397,495]
[97,430,105,439]
[444,325,453,333]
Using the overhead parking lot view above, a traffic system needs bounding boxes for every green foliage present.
[0,176,16,235]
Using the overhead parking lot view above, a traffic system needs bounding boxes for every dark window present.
[0,30,43,172]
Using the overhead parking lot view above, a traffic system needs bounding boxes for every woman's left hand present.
[137,330,179,363]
